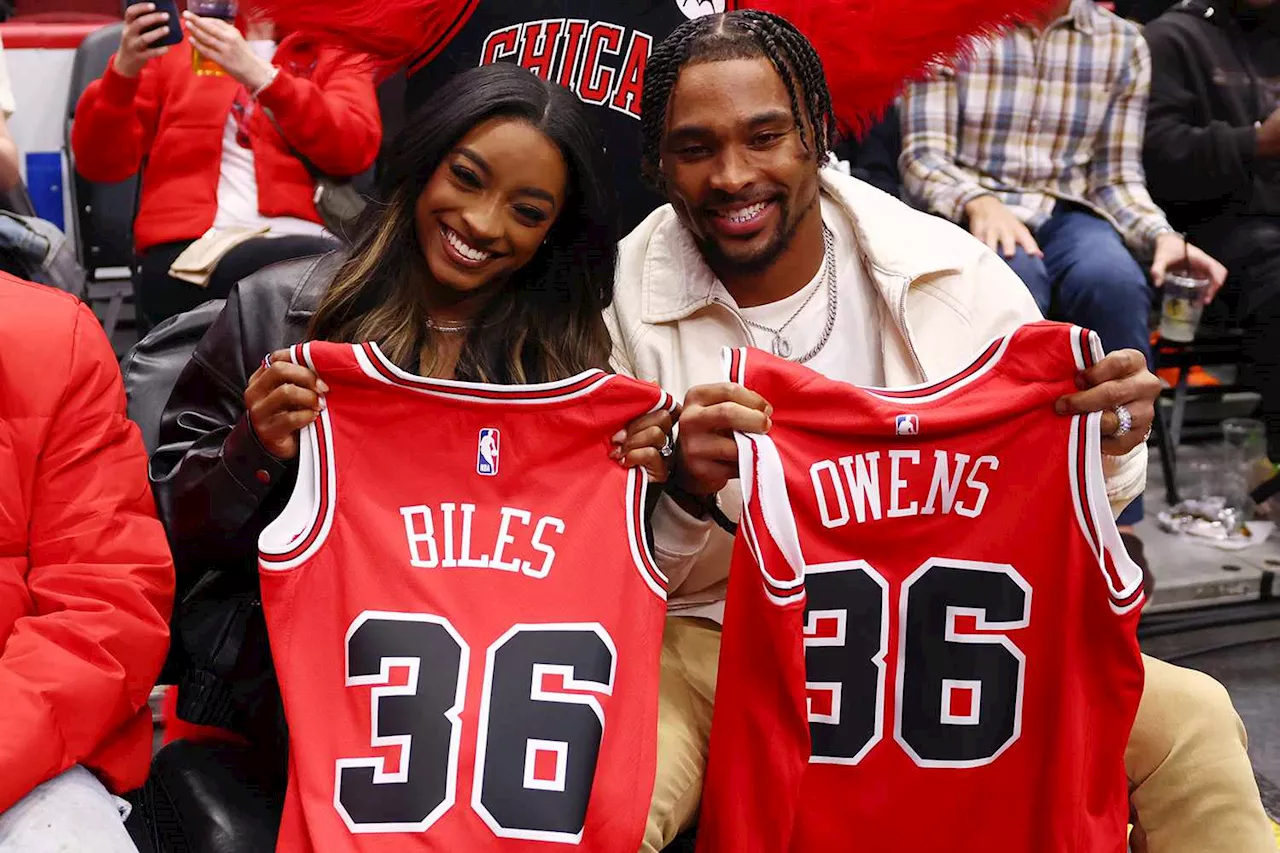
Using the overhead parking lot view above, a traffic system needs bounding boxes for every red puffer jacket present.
[70,31,381,253]
[0,274,174,810]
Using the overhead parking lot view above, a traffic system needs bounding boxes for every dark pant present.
[1192,215,1280,461]
[136,234,339,333]
[1003,207,1153,525]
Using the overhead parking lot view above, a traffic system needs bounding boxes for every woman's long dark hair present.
[309,64,618,383]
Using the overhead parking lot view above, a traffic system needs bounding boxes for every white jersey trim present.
[859,333,1012,404]
[1069,410,1146,614]
[355,342,617,404]
[258,342,338,570]
[1068,324,1101,372]
[725,346,806,606]
[626,467,669,601]
[735,432,806,607]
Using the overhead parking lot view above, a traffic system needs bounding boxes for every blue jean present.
[0,765,137,852]
[1004,208,1152,526]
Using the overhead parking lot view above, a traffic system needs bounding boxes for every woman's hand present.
[244,350,328,460]
[1054,349,1159,456]
[182,11,277,92]
[115,2,174,78]
[612,405,679,483]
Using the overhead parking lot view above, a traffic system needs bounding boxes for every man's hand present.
[964,195,1042,260]
[182,11,277,92]
[1054,349,1159,456]
[1257,106,1280,159]
[671,383,772,498]
[115,2,174,78]
[1150,232,1228,299]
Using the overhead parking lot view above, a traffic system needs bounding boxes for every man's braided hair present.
[639,10,838,189]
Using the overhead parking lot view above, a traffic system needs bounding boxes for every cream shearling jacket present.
[605,169,1147,613]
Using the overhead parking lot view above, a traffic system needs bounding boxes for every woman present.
[147,64,672,835]
[71,1,380,331]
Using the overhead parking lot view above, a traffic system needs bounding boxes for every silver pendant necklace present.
[741,225,838,363]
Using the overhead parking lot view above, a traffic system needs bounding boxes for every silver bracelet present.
[251,66,280,99]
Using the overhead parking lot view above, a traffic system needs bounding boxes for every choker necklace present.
[740,224,838,363]
[425,316,472,334]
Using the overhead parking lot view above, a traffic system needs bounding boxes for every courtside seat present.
[64,21,137,344]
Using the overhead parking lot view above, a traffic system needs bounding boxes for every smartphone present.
[128,0,184,48]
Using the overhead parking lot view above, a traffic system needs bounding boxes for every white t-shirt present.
[686,198,884,622]
[212,40,330,239]
[721,196,884,387]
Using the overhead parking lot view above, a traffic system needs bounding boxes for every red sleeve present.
[0,303,174,811]
[245,0,471,70]
[70,56,163,184]
[257,46,382,178]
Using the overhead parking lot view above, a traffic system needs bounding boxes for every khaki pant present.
[643,616,1275,853]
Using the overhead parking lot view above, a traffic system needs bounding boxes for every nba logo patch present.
[477,428,500,476]
[895,414,919,436]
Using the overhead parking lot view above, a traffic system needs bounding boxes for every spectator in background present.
[1144,0,1280,464]
[899,0,1227,552]
[0,273,173,852]
[71,1,380,331]
[831,103,904,198]
[1113,0,1180,23]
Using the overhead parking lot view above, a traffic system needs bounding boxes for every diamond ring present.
[1112,404,1133,438]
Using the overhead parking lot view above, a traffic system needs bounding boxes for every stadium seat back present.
[65,21,138,277]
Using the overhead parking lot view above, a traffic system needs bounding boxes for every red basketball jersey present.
[698,322,1145,853]
[258,341,674,853]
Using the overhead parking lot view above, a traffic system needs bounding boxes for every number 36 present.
[336,613,616,844]
[804,559,1031,768]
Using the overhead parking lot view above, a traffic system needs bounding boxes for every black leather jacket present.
[152,252,343,573]
[150,252,342,757]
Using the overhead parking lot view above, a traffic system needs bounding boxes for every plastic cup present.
[1158,272,1210,343]
[1179,456,1221,502]
[189,0,239,76]
[1222,418,1269,517]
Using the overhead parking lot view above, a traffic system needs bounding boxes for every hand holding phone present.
[117,1,182,78]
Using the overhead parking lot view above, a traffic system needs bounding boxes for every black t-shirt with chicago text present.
[404,0,739,234]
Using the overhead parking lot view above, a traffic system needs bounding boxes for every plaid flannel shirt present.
[899,0,1173,256]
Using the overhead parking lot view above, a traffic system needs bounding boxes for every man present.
[0,273,174,851]
[1143,0,1280,465]
[605,10,1276,852]
[898,0,1228,541]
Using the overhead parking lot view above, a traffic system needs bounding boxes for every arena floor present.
[1138,443,1280,835]
[1138,442,1279,614]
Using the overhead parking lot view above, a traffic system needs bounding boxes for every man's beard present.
[697,192,817,277]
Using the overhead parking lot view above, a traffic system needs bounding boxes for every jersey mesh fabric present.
[259,341,673,852]
[698,321,1145,853]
